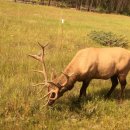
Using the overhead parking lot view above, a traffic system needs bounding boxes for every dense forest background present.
[14,0,130,15]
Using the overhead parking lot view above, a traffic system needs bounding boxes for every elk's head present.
[47,72,73,105]
[28,43,71,106]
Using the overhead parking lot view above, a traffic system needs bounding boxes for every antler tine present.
[62,72,69,79]
[48,81,62,89]
[33,70,44,74]
[40,93,52,108]
[38,90,58,107]
[41,99,50,107]
[61,72,69,86]
[28,43,48,63]
[28,54,42,62]
[61,72,74,86]
[38,91,52,101]
[37,86,46,94]
[38,42,48,60]
[32,83,46,87]
[37,43,48,84]
[38,42,48,49]
[49,92,58,100]
[48,81,58,87]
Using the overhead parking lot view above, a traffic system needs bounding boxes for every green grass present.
[1,1,130,130]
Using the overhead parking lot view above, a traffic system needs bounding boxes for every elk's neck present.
[128,50,130,63]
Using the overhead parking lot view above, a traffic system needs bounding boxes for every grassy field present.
[1,1,130,130]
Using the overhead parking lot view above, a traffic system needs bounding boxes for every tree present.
[48,0,51,6]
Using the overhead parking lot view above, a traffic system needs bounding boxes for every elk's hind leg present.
[118,75,127,100]
[105,75,118,98]
[79,80,90,99]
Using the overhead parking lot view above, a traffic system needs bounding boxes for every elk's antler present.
[61,72,74,86]
[28,43,48,84]
[28,43,59,106]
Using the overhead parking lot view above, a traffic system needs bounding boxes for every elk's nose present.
[48,100,55,106]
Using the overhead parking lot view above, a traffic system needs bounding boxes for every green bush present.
[88,31,129,48]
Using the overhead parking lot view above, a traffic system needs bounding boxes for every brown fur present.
[48,47,130,105]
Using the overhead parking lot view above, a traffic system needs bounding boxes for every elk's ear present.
[51,69,57,80]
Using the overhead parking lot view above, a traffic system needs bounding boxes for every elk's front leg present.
[79,80,90,99]
[105,75,118,98]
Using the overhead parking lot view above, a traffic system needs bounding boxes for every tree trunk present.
[88,0,94,11]
[40,0,44,5]
[116,0,123,13]
[76,0,82,10]
[48,0,51,6]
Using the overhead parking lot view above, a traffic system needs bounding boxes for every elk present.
[29,44,130,106]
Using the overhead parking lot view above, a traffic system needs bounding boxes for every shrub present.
[88,31,129,48]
